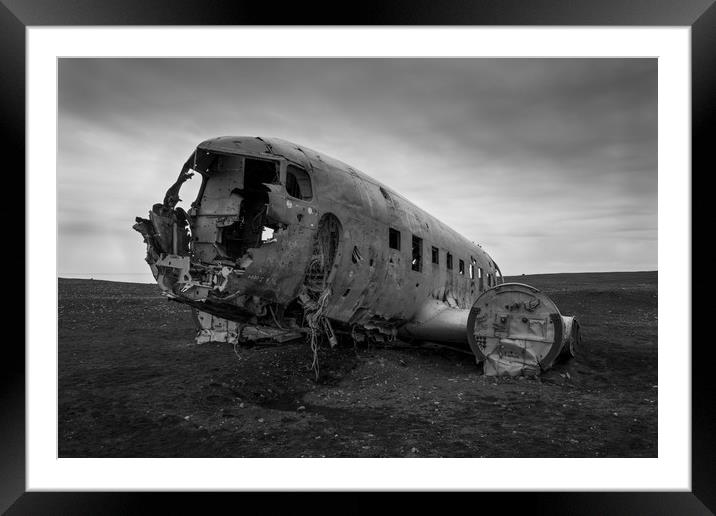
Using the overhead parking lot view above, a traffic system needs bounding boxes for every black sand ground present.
[58,271,657,457]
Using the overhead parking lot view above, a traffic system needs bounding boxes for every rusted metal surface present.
[134,136,577,376]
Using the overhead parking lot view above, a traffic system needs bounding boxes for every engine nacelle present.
[466,283,580,376]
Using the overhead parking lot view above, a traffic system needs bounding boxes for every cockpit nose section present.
[133,145,320,309]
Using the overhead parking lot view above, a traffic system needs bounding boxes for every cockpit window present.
[215,154,242,173]
[286,164,313,200]
[244,158,279,189]
[173,170,203,211]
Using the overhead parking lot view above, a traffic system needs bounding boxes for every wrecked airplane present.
[134,136,580,376]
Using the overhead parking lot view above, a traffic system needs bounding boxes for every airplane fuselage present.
[135,136,577,375]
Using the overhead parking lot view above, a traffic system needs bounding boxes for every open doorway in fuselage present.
[304,213,343,293]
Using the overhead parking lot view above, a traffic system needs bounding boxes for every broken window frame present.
[285,163,313,201]
[389,227,401,250]
[446,252,453,270]
[193,151,281,184]
[411,235,423,272]
[190,152,283,263]
[431,246,439,265]
[458,259,465,275]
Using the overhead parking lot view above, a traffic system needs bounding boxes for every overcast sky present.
[58,58,656,282]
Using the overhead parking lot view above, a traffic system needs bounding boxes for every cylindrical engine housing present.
[466,283,578,376]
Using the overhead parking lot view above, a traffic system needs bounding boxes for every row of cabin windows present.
[388,226,494,286]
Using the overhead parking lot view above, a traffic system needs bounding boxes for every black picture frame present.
[4,1,709,513]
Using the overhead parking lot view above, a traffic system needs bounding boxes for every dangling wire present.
[304,287,332,380]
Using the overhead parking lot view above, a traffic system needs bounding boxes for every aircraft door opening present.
[305,213,343,293]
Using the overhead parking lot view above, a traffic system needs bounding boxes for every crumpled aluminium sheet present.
[482,339,542,376]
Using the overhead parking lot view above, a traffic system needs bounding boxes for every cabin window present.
[431,246,439,265]
[459,259,465,275]
[389,227,401,250]
[446,253,453,270]
[478,267,484,290]
[487,273,493,287]
[412,235,423,272]
[285,164,313,200]
[469,256,475,279]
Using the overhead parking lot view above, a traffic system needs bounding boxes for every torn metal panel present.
[163,152,197,209]
[194,309,243,344]
[155,254,192,292]
[193,309,303,345]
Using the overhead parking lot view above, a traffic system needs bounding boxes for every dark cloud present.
[58,58,657,281]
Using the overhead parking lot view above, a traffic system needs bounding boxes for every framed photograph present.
[5,0,709,513]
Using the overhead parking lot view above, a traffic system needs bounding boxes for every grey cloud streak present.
[58,58,656,282]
